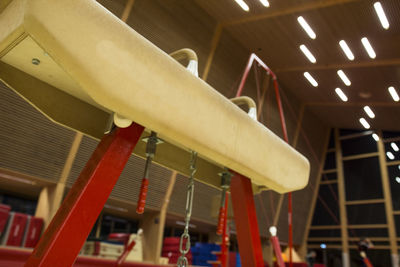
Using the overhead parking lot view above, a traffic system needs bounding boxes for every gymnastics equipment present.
[0,0,310,266]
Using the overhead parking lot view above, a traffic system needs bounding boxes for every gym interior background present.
[0,0,399,266]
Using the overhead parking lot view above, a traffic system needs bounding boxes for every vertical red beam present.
[221,191,229,267]
[230,172,264,267]
[25,123,144,267]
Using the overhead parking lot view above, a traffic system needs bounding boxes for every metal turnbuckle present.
[217,171,232,235]
[136,131,159,214]
[177,151,197,267]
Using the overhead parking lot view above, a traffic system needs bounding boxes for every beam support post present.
[25,123,144,266]
[230,172,264,267]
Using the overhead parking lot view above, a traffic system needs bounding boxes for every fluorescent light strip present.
[396,177,400,184]
[391,142,399,152]
[387,151,395,160]
[372,133,379,141]
[363,106,375,119]
[297,16,316,39]
[337,70,351,86]
[303,72,318,87]
[300,45,316,63]
[259,0,270,7]
[0,173,36,185]
[361,37,376,59]
[335,88,348,102]
[374,2,389,30]
[339,40,355,61]
[359,118,370,129]
[104,204,128,212]
[388,86,400,102]
[234,0,249,11]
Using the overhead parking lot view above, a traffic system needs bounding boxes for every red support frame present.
[25,123,144,267]
[230,172,264,267]
[235,53,293,267]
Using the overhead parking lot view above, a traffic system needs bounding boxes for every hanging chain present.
[177,151,197,267]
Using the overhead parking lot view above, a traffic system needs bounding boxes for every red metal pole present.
[115,239,136,267]
[25,123,144,267]
[230,172,264,267]
[220,191,229,267]
[270,236,285,267]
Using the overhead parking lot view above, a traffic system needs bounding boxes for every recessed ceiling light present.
[359,118,370,129]
[387,151,395,160]
[300,45,316,63]
[391,142,399,152]
[363,106,375,119]
[388,87,400,102]
[104,204,128,212]
[234,0,249,11]
[374,2,389,30]
[372,133,379,141]
[335,88,348,102]
[297,16,316,39]
[339,40,355,61]
[303,72,318,87]
[361,37,376,59]
[396,177,400,184]
[259,0,270,7]
[337,70,351,86]
[0,173,36,185]
[398,165,400,171]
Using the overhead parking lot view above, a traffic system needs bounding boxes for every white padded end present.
[187,59,198,77]
[113,113,132,128]
[248,107,257,121]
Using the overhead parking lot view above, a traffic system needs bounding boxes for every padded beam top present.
[0,0,309,193]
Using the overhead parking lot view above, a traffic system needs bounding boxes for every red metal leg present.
[115,239,136,267]
[230,172,264,267]
[270,236,285,267]
[25,123,144,267]
[221,191,229,267]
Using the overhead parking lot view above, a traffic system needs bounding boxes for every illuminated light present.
[104,204,128,212]
[0,173,36,185]
[388,87,400,102]
[361,37,376,59]
[234,0,249,11]
[303,72,318,87]
[259,0,270,7]
[396,177,400,184]
[297,16,316,39]
[339,40,355,61]
[374,2,389,30]
[363,106,375,119]
[337,70,351,86]
[320,244,327,249]
[387,152,395,160]
[300,44,316,63]
[398,165,400,171]
[372,133,379,141]
[269,226,277,236]
[359,118,370,129]
[391,142,399,152]
[176,221,196,228]
[335,88,348,102]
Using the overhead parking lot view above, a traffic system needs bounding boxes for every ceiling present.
[194,0,400,131]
